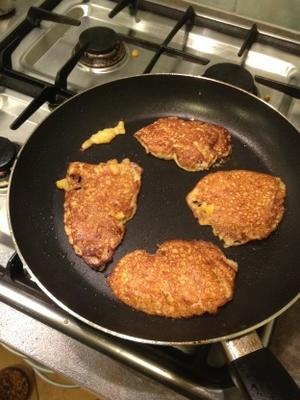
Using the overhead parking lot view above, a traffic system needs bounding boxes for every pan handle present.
[222,331,300,400]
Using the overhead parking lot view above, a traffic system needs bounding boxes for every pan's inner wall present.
[9,75,300,343]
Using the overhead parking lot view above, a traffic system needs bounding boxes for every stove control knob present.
[0,137,18,175]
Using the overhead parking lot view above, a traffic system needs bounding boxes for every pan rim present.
[7,73,300,345]
[10,72,300,138]
[7,243,300,345]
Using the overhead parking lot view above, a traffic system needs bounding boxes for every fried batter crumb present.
[81,121,125,150]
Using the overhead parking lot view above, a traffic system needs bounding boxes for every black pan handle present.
[222,331,300,400]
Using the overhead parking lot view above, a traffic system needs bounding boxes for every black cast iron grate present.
[1,0,300,130]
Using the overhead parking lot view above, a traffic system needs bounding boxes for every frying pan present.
[8,74,300,398]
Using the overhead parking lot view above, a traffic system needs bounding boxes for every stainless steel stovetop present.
[0,1,299,399]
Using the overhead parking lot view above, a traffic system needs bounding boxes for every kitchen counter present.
[0,293,299,399]
[163,0,300,31]
[0,301,188,400]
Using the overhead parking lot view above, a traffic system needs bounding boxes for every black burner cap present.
[0,137,17,173]
[203,63,257,94]
[79,27,118,55]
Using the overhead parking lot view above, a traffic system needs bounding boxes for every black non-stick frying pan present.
[9,74,300,398]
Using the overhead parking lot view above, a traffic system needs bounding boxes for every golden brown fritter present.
[134,117,231,171]
[186,170,286,247]
[108,240,237,318]
[59,159,142,270]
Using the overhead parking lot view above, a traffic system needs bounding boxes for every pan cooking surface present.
[9,75,300,343]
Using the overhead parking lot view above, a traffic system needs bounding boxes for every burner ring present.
[0,137,17,174]
[75,27,127,69]
[0,137,18,191]
[203,63,257,94]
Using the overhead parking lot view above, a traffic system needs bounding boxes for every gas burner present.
[203,63,257,95]
[0,137,18,189]
[75,27,127,71]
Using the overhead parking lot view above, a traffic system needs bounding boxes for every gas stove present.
[0,1,299,399]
